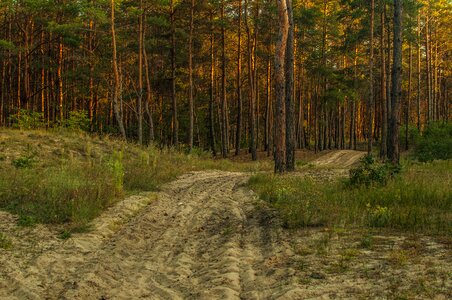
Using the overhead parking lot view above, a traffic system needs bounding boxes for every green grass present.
[0,129,271,228]
[0,233,13,249]
[248,160,452,234]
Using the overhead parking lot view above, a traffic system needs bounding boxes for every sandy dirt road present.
[1,151,450,299]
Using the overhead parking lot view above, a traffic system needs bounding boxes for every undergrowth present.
[0,129,271,228]
[248,159,451,234]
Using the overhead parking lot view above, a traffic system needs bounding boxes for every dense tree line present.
[0,0,450,169]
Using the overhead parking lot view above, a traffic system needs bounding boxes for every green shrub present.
[399,125,421,148]
[366,204,391,227]
[349,155,400,187]
[12,156,35,169]
[414,122,452,162]
[8,110,45,129]
[64,111,90,131]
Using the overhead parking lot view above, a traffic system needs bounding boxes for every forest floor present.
[0,149,451,299]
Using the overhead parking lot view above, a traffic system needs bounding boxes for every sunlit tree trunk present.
[245,0,256,160]
[111,0,126,139]
[221,0,228,157]
[188,0,194,150]
[235,0,242,156]
[209,11,216,156]
[368,0,374,154]
[380,2,387,158]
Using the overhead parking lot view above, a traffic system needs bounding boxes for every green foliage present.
[12,156,35,169]
[399,125,421,148]
[110,151,124,193]
[0,129,271,228]
[249,160,452,233]
[0,160,120,225]
[248,175,327,228]
[366,204,391,227]
[8,110,45,130]
[64,111,90,131]
[0,39,15,50]
[414,122,452,162]
[349,155,400,187]
[359,234,374,249]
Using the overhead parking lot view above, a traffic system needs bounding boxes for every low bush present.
[8,110,45,129]
[349,155,400,187]
[64,111,90,131]
[414,122,452,162]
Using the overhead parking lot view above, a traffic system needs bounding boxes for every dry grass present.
[0,128,271,227]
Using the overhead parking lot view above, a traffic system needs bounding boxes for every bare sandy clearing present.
[0,151,450,299]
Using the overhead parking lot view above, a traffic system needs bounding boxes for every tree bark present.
[235,0,242,156]
[221,0,228,157]
[274,0,289,173]
[209,11,217,156]
[380,2,387,158]
[367,0,374,155]
[143,18,155,143]
[170,0,178,146]
[388,0,402,164]
[245,0,256,160]
[111,0,126,139]
[285,0,295,171]
[138,0,144,145]
[188,0,194,150]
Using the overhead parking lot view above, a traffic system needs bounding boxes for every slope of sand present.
[1,151,450,299]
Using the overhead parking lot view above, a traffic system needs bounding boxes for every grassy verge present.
[248,160,451,234]
[0,129,271,229]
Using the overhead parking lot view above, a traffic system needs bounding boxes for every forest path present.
[1,150,450,299]
[2,171,306,299]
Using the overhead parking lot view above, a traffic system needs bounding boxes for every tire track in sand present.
[3,171,305,300]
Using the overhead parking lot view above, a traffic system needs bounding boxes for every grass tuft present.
[248,160,452,234]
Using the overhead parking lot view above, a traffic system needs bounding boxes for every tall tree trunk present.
[143,17,155,143]
[40,30,45,123]
[406,44,412,150]
[416,14,421,131]
[221,0,228,157]
[111,0,126,139]
[350,47,358,150]
[380,2,387,158]
[265,54,272,155]
[368,0,374,154]
[274,0,289,173]
[58,39,63,123]
[388,0,402,164]
[209,11,217,156]
[188,0,194,150]
[235,0,242,156]
[245,0,256,160]
[170,0,178,146]
[137,0,144,145]
[425,10,432,124]
[285,0,295,171]
[89,20,94,130]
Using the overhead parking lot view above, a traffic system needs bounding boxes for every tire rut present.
[3,171,304,300]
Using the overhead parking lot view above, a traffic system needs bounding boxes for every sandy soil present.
[0,151,450,299]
